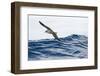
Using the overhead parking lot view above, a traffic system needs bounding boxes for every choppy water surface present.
[28,34,88,60]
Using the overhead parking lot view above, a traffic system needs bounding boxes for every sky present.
[28,15,88,40]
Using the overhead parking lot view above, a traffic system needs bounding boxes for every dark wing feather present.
[52,33,59,39]
[39,21,60,41]
[39,21,53,32]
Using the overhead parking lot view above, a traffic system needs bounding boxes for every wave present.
[28,34,88,60]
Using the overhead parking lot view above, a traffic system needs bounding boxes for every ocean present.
[28,34,88,60]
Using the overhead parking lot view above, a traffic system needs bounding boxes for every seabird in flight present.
[39,21,60,41]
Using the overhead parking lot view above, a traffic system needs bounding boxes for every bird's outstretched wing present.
[39,21,60,41]
[39,21,53,32]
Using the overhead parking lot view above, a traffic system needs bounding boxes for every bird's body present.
[45,30,52,34]
[39,21,60,41]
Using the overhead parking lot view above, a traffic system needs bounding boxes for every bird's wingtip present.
[39,21,41,23]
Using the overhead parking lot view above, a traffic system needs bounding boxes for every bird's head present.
[45,30,51,34]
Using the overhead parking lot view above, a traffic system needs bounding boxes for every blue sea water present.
[28,34,88,60]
